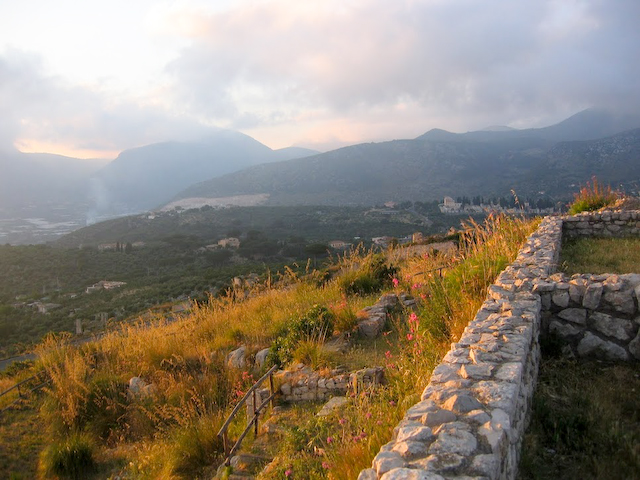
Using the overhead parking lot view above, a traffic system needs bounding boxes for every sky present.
[0,0,639,159]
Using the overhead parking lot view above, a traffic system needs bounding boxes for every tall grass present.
[326,214,536,478]
[568,176,618,214]
[31,214,536,478]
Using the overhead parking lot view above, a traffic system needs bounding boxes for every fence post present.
[269,372,275,408]
[223,431,230,467]
[252,389,258,437]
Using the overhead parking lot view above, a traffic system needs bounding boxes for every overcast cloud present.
[1,0,639,156]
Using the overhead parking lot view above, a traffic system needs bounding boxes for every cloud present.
[0,49,214,157]
[3,1,640,156]
[166,0,640,138]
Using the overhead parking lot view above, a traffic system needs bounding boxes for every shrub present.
[339,254,397,296]
[39,432,95,479]
[291,340,338,370]
[82,373,128,440]
[267,305,334,367]
[161,413,225,477]
[568,177,618,214]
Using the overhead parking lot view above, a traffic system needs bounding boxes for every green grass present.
[519,356,640,480]
[560,237,640,274]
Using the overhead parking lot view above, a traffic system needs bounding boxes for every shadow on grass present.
[519,342,640,480]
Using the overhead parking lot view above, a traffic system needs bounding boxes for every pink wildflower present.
[409,312,418,323]
[392,277,399,287]
[365,412,372,419]
[339,418,346,425]
[322,462,332,469]
[326,436,333,444]
[406,333,414,341]
[285,469,293,477]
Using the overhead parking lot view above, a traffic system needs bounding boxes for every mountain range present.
[2,107,640,244]
[171,109,640,206]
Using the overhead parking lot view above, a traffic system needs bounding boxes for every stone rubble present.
[360,211,640,480]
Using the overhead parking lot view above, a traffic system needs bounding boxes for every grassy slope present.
[2,214,537,479]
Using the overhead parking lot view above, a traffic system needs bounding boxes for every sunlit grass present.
[22,214,538,478]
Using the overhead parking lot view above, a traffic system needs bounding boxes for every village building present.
[439,196,463,213]
[218,237,240,248]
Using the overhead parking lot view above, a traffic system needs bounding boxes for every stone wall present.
[359,217,563,480]
[275,364,385,403]
[359,211,640,480]
[563,210,640,238]
[540,272,640,361]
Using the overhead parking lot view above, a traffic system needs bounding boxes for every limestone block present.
[569,283,585,304]
[429,422,477,456]
[558,308,587,325]
[358,314,386,338]
[471,454,500,478]
[421,409,457,427]
[373,451,406,477]
[254,348,270,368]
[358,469,377,480]
[396,426,434,444]
[430,364,461,383]
[474,381,519,415]
[227,345,246,368]
[603,289,636,315]
[552,290,570,308]
[577,332,629,361]
[460,364,493,379]
[442,394,483,413]
[411,453,464,472]
[549,320,582,338]
[405,399,437,421]
[466,409,491,424]
[380,469,445,480]
[494,362,523,383]
[393,441,430,459]
[590,312,635,341]
[583,283,603,310]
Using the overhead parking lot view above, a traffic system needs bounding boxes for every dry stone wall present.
[563,210,640,238]
[359,217,563,480]
[275,364,385,403]
[359,211,640,480]
[540,272,640,361]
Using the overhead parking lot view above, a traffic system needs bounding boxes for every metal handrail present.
[413,265,447,278]
[217,364,278,466]
[0,371,50,412]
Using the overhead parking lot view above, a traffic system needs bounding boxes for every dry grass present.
[22,214,538,479]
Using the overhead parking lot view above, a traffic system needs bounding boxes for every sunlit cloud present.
[0,0,639,157]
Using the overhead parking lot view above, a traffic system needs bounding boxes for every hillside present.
[0,149,108,217]
[88,131,319,214]
[172,114,640,206]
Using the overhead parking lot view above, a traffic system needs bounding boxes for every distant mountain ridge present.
[171,109,640,206]
[89,130,320,214]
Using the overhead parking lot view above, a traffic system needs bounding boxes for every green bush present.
[267,305,334,367]
[39,432,95,479]
[339,254,397,296]
[162,414,225,477]
[82,373,128,440]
